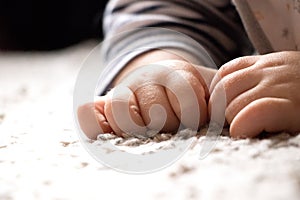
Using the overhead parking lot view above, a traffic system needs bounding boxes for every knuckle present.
[218,76,232,92]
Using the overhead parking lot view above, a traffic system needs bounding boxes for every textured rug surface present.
[0,42,300,200]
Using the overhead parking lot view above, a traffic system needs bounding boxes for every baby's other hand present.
[210,51,300,138]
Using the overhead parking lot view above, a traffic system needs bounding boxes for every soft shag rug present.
[0,41,300,200]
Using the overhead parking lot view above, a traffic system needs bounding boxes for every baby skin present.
[78,50,300,139]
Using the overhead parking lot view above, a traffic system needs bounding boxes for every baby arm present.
[78,50,216,139]
[77,0,253,139]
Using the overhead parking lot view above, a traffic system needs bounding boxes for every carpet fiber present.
[0,41,300,200]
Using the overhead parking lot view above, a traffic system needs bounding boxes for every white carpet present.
[0,41,300,200]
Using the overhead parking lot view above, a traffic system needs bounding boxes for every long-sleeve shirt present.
[97,0,300,95]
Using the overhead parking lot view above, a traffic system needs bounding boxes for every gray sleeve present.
[97,0,254,95]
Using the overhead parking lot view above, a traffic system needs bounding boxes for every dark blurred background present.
[0,0,108,50]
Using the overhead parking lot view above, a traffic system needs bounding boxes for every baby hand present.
[210,51,300,138]
[78,57,215,139]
